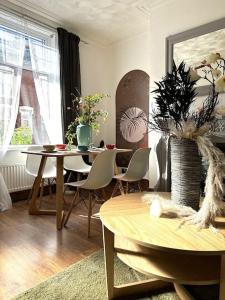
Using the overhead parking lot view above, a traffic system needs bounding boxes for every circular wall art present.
[120,106,147,143]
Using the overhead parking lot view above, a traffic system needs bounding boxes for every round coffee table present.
[100,192,225,300]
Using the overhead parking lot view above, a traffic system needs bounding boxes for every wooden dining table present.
[22,148,132,230]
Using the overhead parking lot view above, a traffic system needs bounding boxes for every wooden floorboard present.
[0,193,103,300]
[0,180,150,299]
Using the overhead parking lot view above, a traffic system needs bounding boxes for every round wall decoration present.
[120,107,147,143]
[116,69,149,167]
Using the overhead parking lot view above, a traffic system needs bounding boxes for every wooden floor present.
[0,192,103,300]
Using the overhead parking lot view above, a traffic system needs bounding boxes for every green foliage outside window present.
[11,126,32,145]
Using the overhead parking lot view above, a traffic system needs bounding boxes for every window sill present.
[7,145,37,151]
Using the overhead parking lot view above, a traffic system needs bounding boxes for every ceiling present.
[4,0,170,45]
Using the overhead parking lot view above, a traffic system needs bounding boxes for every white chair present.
[111,148,151,197]
[64,155,91,182]
[64,149,116,237]
[25,145,66,202]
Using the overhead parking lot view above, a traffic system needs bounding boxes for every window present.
[0,9,62,146]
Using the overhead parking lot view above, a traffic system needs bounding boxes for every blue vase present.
[76,124,92,151]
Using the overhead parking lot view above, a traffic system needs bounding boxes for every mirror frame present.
[166,17,225,95]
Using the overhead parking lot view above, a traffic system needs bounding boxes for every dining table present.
[22,147,132,230]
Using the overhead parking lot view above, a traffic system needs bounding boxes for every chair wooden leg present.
[27,185,34,204]
[64,171,73,194]
[102,188,107,201]
[64,189,79,226]
[88,191,92,238]
[111,181,119,198]
[126,182,129,194]
[138,181,142,192]
[66,171,72,183]
[77,172,81,181]
[119,180,125,195]
[39,178,45,208]
[48,178,53,198]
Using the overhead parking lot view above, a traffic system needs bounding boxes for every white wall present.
[79,41,111,146]
[80,31,151,146]
[79,31,161,187]
[107,31,150,142]
[105,30,161,188]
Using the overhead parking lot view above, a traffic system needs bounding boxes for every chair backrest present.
[82,149,116,190]
[25,145,56,176]
[124,148,151,181]
[64,155,89,171]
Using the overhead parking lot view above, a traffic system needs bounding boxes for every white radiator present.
[0,164,34,193]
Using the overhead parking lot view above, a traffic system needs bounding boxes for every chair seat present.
[65,179,87,188]
[64,156,91,175]
[65,165,91,174]
[113,174,140,182]
[26,169,66,179]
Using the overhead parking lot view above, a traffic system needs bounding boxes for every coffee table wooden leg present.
[29,156,47,214]
[102,225,172,300]
[220,255,225,300]
[103,225,115,300]
[56,156,64,230]
[174,283,195,300]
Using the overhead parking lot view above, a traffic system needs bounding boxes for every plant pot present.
[76,124,92,151]
[170,137,201,211]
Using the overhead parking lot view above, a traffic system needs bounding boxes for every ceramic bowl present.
[106,144,115,150]
[43,144,55,152]
[56,144,67,150]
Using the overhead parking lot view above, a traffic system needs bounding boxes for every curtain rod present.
[0,4,89,45]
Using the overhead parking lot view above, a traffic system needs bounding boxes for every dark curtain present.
[57,27,81,142]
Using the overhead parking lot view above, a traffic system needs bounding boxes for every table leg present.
[102,225,171,300]
[103,225,115,300]
[56,156,64,230]
[29,156,47,214]
[174,283,195,300]
[220,255,225,300]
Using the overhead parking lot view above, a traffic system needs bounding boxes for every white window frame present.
[0,8,60,148]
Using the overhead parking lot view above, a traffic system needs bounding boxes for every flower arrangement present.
[146,54,225,229]
[66,93,108,146]
[191,52,225,93]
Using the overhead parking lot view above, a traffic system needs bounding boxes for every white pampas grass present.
[143,133,225,229]
[183,136,225,228]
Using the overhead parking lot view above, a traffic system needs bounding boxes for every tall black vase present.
[170,138,201,211]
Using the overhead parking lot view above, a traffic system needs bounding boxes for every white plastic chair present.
[25,145,66,201]
[64,155,91,182]
[111,148,151,197]
[64,149,116,237]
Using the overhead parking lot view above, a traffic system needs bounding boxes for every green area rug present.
[13,250,178,300]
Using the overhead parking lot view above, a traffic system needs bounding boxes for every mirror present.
[166,18,225,95]
[166,18,225,137]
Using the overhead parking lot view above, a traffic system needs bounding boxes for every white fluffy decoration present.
[149,199,163,217]
[143,194,196,219]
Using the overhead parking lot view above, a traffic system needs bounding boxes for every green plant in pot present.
[66,93,108,151]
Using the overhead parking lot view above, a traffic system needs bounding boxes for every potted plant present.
[66,93,108,151]
[148,54,225,227]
